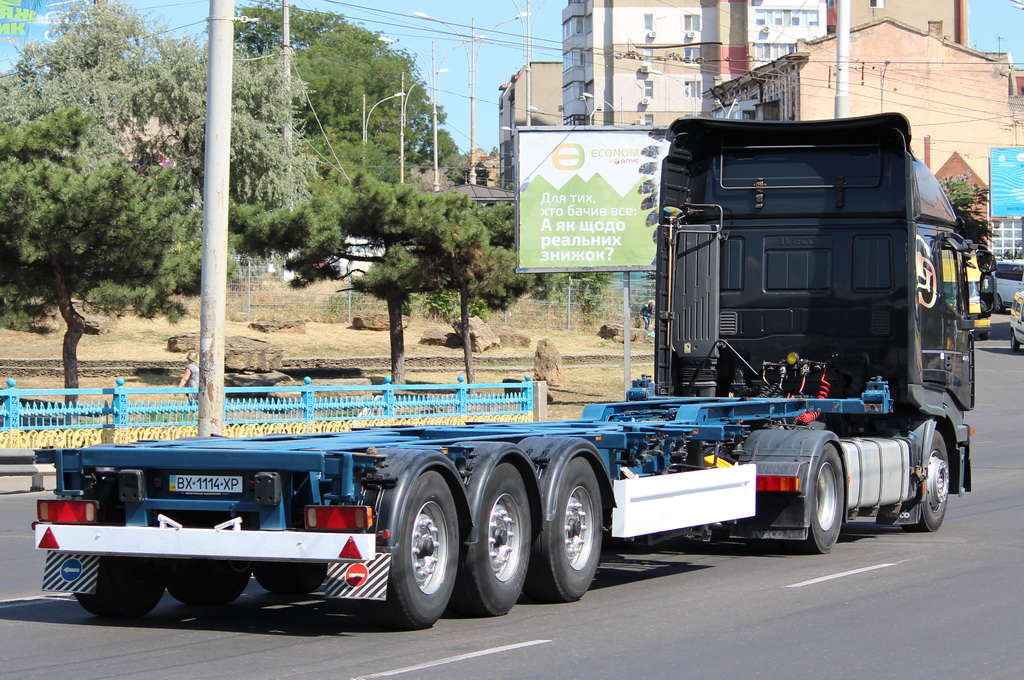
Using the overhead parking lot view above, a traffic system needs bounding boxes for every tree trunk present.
[51,256,84,393]
[459,279,475,384]
[385,285,407,385]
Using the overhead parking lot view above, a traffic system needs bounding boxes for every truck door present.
[917,234,973,409]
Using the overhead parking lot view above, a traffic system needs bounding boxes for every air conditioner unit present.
[640,97,651,106]
[640,63,652,73]
[634,117,645,125]
[646,30,657,39]
[685,31,696,39]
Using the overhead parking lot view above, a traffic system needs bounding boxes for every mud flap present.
[43,552,99,594]
[323,553,390,601]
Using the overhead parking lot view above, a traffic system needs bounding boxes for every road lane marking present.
[351,639,552,680]
[786,562,896,588]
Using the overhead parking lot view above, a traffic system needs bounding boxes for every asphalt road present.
[1,318,1021,680]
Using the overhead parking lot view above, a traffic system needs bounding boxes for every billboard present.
[516,128,670,272]
[990,147,1024,217]
[0,0,43,52]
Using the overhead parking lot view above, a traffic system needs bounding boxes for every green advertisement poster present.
[0,0,42,45]
[516,128,669,272]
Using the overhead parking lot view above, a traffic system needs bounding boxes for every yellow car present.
[1011,292,1024,352]
[967,255,991,341]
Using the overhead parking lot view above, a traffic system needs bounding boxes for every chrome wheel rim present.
[411,501,448,595]
[564,485,595,571]
[925,451,950,512]
[815,461,839,532]
[488,492,524,582]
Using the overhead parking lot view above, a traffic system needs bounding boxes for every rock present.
[28,305,116,335]
[248,318,306,334]
[28,311,61,334]
[351,313,410,331]
[224,371,297,388]
[452,317,501,353]
[598,323,649,344]
[495,328,531,348]
[166,334,283,372]
[533,338,564,387]
[419,330,462,348]
[224,337,283,372]
[81,309,117,335]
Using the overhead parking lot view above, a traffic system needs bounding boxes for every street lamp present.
[413,11,527,180]
[362,92,404,144]
[580,93,616,125]
[380,37,448,190]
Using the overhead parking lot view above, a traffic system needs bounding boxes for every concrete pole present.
[469,17,477,182]
[198,0,235,436]
[834,0,850,119]
[431,41,441,193]
[399,72,406,184]
[623,274,632,397]
[524,0,532,126]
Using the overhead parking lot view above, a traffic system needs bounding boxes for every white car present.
[1010,292,1024,352]
[995,260,1024,312]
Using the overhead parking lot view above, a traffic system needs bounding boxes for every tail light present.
[37,499,99,524]
[757,475,801,493]
[305,505,373,531]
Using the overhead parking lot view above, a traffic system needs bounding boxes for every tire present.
[791,445,844,555]
[978,331,990,341]
[996,293,1005,312]
[906,435,950,533]
[523,457,602,603]
[253,562,328,595]
[1012,332,1020,352]
[74,556,165,618]
[449,463,531,617]
[363,471,459,630]
[166,559,252,606]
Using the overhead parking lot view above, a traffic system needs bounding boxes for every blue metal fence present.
[1,376,535,446]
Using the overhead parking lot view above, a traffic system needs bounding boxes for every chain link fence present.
[202,257,658,332]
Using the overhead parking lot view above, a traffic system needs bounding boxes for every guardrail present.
[0,448,52,491]
[1,376,540,452]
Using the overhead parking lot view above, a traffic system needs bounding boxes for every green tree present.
[235,5,458,184]
[0,110,199,389]
[1,1,311,208]
[942,179,992,244]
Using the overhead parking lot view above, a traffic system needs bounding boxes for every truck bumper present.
[36,524,389,601]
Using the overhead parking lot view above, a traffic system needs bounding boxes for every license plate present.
[169,474,243,494]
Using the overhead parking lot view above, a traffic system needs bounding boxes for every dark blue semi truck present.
[34,114,992,630]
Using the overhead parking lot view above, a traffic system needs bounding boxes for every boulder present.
[81,309,117,335]
[452,316,501,353]
[166,334,283,372]
[28,305,116,335]
[351,312,411,331]
[598,323,649,344]
[533,338,564,387]
[419,330,463,348]
[224,371,297,388]
[495,328,531,348]
[248,318,306,334]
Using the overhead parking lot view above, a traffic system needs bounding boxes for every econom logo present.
[551,143,585,170]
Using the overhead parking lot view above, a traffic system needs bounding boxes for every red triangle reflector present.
[339,536,362,560]
[38,527,60,550]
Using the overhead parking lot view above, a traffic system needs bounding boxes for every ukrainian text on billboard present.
[517,129,669,272]
[990,147,1024,217]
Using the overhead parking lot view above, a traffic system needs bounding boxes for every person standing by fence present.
[640,300,654,331]
[178,350,199,402]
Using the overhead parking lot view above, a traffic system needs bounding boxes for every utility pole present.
[469,17,477,181]
[399,72,406,184]
[834,0,850,119]
[198,0,235,436]
[431,41,441,193]
[524,0,532,126]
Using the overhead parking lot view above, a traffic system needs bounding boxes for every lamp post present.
[380,37,448,188]
[414,11,528,181]
[362,92,404,144]
[580,92,616,125]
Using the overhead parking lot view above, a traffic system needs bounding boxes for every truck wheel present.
[792,445,844,555]
[364,471,459,630]
[449,463,531,617]
[906,436,950,533]
[523,457,602,603]
[1012,333,1021,352]
[74,556,165,618]
[253,562,328,594]
[166,559,251,605]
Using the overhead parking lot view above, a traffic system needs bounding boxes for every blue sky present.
[1,0,1021,153]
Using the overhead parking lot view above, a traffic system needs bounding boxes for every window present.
[755,43,797,61]
[684,81,699,99]
[684,47,700,61]
[644,81,654,98]
[642,114,654,125]
[870,0,886,8]
[684,14,701,31]
[644,13,654,30]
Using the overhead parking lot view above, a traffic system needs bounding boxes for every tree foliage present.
[0,109,199,389]
[0,1,311,208]
[942,179,992,245]
[235,5,461,184]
